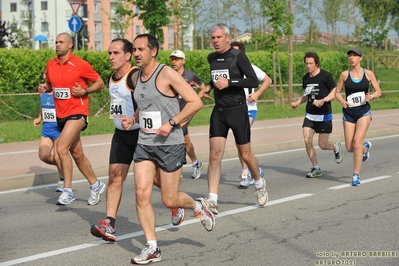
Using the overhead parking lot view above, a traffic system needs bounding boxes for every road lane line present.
[328,175,391,190]
[0,193,313,266]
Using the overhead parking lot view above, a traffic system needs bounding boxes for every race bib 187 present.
[347,91,366,107]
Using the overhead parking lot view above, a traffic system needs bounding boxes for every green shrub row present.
[0,48,353,121]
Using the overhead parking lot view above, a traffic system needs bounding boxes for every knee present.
[162,196,175,209]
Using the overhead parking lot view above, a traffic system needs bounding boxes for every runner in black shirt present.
[201,23,268,214]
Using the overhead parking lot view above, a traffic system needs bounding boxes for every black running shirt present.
[207,47,259,107]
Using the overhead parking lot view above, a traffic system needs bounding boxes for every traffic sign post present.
[70,2,81,15]
[68,15,83,33]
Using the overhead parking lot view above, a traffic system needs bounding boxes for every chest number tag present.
[42,108,56,122]
[211,69,230,82]
[109,98,127,119]
[347,91,366,107]
[54,88,71,99]
[139,111,162,133]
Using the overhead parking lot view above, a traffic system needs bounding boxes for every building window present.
[10,3,17,12]
[135,7,140,14]
[41,1,48,11]
[95,23,100,33]
[136,26,140,35]
[41,22,48,32]
[94,3,98,13]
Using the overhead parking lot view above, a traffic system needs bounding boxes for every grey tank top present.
[134,63,184,145]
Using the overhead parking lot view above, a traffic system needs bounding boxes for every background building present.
[0,0,189,51]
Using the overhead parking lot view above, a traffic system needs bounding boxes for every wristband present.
[371,94,374,100]
[322,98,326,102]
[84,89,89,95]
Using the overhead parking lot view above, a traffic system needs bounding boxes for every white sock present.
[90,180,100,190]
[208,193,218,204]
[334,144,339,153]
[254,178,263,189]
[147,240,157,250]
[194,201,202,214]
[242,168,249,175]
[192,159,199,166]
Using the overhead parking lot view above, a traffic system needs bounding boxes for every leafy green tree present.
[295,0,320,44]
[121,0,172,44]
[105,0,133,38]
[320,0,344,49]
[253,0,293,105]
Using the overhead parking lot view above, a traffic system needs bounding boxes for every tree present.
[320,0,344,49]
[0,20,19,48]
[105,0,133,39]
[295,0,320,44]
[253,0,293,106]
[121,0,172,44]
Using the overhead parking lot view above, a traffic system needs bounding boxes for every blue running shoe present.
[363,141,372,162]
[260,167,265,178]
[351,174,361,186]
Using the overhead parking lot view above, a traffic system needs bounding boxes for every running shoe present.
[56,190,75,205]
[363,141,372,162]
[171,208,186,226]
[255,178,268,206]
[192,160,204,179]
[131,244,161,265]
[195,198,216,232]
[88,180,106,206]
[90,219,116,242]
[306,167,322,178]
[334,142,343,164]
[239,173,254,187]
[55,179,64,192]
[351,174,361,186]
[201,195,219,214]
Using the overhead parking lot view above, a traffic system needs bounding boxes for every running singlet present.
[302,69,336,115]
[41,92,57,123]
[133,64,183,146]
[344,69,370,108]
[207,47,259,108]
[108,66,140,131]
[45,53,100,118]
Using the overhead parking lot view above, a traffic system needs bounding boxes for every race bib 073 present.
[53,88,71,99]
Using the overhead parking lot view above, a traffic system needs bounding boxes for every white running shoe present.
[56,190,75,205]
[88,181,106,206]
[192,160,204,179]
[255,178,268,206]
[239,173,254,187]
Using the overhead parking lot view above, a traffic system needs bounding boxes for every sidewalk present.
[1,109,398,191]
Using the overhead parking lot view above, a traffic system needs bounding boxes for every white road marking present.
[0,193,313,266]
[328,175,391,190]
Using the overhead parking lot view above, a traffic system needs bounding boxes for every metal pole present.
[31,0,35,49]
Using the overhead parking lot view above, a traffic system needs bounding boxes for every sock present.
[58,176,64,182]
[194,201,201,214]
[254,178,263,189]
[106,216,116,228]
[208,193,218,204]
[147,240,157,250]
[242,168,249,175]
[63,187,73,193]
[314,165,320,170]
[90,180,100,190]
[192,159,199,166]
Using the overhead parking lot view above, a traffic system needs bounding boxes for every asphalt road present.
[1,135,398,266]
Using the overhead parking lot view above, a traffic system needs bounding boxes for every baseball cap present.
[347,48,362,56]
[169,50,185,59]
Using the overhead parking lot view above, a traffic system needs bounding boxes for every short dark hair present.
[304,51,320,66]
[111,38,133,60]
[133,33,160,57]
[230,41,245,53]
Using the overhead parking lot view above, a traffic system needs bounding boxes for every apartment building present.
[0,0,191,51]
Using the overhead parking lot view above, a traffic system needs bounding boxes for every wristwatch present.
[169,119,177,127]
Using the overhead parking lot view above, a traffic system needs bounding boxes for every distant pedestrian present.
[291,51,343,178]
[335,48,382,186]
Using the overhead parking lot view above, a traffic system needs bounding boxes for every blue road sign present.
[68,16,83,33]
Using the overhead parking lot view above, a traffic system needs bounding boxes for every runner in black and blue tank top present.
[335,48,382,186]
[201,23,268,215]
